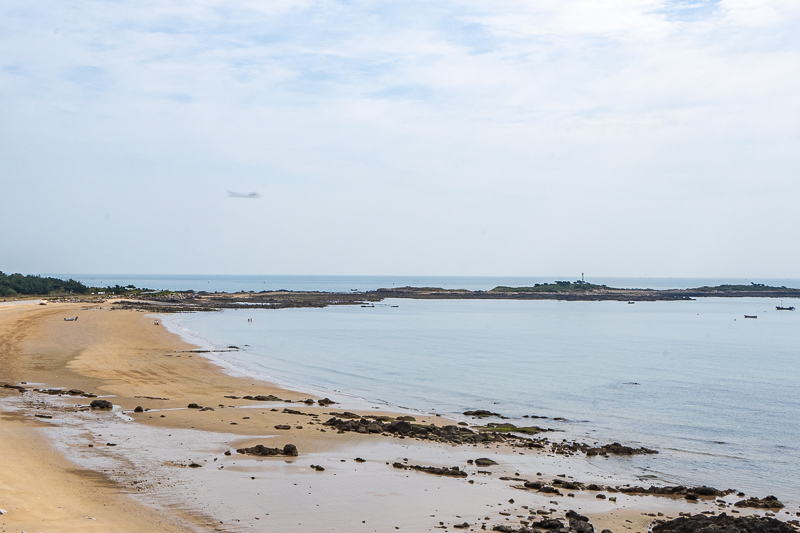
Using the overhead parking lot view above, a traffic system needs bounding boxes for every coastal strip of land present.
[100,281,800,313]
[1,301,798,533]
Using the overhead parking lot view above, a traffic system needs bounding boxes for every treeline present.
[0,271,89,297]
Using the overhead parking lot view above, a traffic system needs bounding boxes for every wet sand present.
[0,301,793,532]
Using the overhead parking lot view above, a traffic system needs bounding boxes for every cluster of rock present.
[652,513,797,533]
[493,510,599,533]
[585,442,657,456]
[734,496,785,509]
[2,383,27,393]
[512,437,659,458]
[520,479,732,499]
[322,416,517,444]
[236,444,298,457]
[392,462,467,477]
[2,383,98,398]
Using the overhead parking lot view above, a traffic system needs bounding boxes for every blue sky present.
[1,0,798,276]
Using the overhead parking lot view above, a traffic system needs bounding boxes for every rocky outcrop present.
[90,399,113,409]
[734,496,784,509]
[652,513,796,533]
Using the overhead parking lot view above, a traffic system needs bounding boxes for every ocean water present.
[161,295,800,506]
[51,274,800,293]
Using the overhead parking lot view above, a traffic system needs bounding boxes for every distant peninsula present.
[105,279,800,313]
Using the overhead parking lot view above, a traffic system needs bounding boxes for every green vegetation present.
[0,271,89,297]
[492,280,609,293]
[0,271,148,297]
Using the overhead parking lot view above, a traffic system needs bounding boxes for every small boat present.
[744,315,757,319]
[627,301,635,304]
[776,301,795,311]
[63,316,78,321]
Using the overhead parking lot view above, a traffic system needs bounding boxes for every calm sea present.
[56,275,800,503]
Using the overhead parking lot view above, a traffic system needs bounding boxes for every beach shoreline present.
[1,301,797,532]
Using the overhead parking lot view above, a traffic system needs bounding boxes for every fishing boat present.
[776,300,796,311]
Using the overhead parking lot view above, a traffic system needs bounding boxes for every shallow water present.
[163,296,800,505]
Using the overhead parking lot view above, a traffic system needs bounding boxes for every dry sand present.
[0,301,786,532]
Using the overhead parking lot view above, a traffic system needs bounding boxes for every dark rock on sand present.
[388,420,413,433]
[243,394,282,402]
[734,496,784,509]
[475,458,498,467]
[236,444,299,457]
[274,424,291,430]
[90,399,113,409]
[567,510,594,533]
[187,403,201,409]
[652,512,795,533]
[318,397,336,406]
[133,406,144,413]
[530,518,565,529]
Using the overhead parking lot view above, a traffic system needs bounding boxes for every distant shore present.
[104,282,800,313]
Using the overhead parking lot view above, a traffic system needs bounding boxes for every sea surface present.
[53,275,800,503]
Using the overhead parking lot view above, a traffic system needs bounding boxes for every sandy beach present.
[1,300,796,533]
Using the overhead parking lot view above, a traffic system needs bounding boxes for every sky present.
[1,0,799,277]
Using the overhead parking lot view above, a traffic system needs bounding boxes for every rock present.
[187,403,201,409]
[133,406,144,413]
[463,410,504,418]
[311,464,325,471]
[283,444,298,456]
[616,485,729,497]
[475,458,498,467]
[90,399,113,409]
[243,394,282,402]
[652,513,795,533]
[395,415,416,421]
[318,397,336,406]
[586,442,657,456]
[274,424,291,430]
[387,420,413,433]
[236,444,299,457]
[596,494,606,499]
[567,510,594,533]
[188,463,202,468]
[454,523,470,529]
[686,493,699,501]
[530,518,564,529]
[392,462,468,477]
[734,496,784,509]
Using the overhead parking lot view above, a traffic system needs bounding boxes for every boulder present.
[652,513,794,533]
[90,399,112,409]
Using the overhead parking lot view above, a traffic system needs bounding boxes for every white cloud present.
[0,0,798,275]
